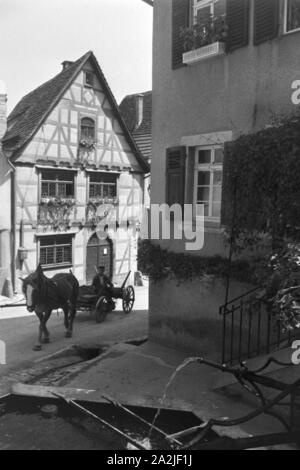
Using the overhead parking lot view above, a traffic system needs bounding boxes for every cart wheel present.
[122,286,135,314]
[94,296,110,323]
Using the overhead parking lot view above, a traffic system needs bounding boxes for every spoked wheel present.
[122,286,135,314]
[94,296,110,323]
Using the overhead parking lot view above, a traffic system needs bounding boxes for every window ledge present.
[41,264,73,271]
[183,42,226,65]
[282,27,300,37]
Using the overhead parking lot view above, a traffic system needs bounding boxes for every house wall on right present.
[150,0,300,355]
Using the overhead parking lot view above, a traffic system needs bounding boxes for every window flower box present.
[181,13,227,65]
[183,41,225,65]
[79,140,96,151]
[40,196,76,206]
[88,196,118,207]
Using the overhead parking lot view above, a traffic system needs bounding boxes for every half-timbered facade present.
[0,81,13,296]
[2,51,149,292]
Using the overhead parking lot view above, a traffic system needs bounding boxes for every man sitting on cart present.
[92,266,114,298]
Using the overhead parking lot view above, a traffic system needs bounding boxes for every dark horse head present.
[21,264,45,313]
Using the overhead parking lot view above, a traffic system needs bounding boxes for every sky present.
[0,0,153,112]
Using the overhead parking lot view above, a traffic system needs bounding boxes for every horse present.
[20,265,79,351]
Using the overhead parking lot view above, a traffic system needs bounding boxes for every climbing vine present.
[138,240,258,285]
[38,197,75,231]
[222,112,300,331]
[222,112,300,247]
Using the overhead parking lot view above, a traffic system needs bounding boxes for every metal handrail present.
[219,286,261,314]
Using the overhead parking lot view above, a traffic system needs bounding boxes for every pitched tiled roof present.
[3,51,149,173]
[3,52,90,153]
[119,91,152,163]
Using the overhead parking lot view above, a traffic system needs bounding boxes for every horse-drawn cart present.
[76,271,135,323]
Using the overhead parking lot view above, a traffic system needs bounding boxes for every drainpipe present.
[3,151,16,292]
[10,160,16,292]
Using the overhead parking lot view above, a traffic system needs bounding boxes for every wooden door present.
[86,234,113,284]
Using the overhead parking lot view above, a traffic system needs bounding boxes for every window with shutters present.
[284,0,300,33]
[194,146,223,220]
[181,0,227,60]
[39,235,73,268]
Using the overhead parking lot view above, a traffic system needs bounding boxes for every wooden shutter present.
[253,0,279,46]
[166,147,186,207]
[226,0,250,52]
[172,0,190,69]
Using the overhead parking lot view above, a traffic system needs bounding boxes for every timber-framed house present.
[2,51,149,291]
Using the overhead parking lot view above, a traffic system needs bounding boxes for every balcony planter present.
[86,197,118,225]
[183,41,226,65]
[38,197,76,231]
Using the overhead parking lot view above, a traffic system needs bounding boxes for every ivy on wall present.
[222,113,300,246]
[221,113,300,330]
[138,240,258,285]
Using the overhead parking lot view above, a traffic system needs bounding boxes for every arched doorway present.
[86,234,113,284]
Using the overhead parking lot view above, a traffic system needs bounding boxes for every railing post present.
[247,307,253,359]
[257,301,262,356]
[221,305,226,364]
[230,305,235,365]
[238,300,243,363]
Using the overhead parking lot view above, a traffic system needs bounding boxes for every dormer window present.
[80,117,95,142]
[84,71,94,87]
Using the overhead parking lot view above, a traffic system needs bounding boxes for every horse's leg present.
[63,306,72,338]
[68,303,76,338]
[33,313,43,351]
[42,310,51,343]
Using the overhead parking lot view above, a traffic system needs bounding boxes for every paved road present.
[0,286,148,385]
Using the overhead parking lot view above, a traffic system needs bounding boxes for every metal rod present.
[121,271,131,289]
[191,432,300,450]
[168,424,204,440]
[267,309,271,354]
[257,302,262,355]
[221,306,226,364]
[101,393,182,446]
[230,306,234,364]
[220,287,261,310]
[0,302,26,309]
[184,379,300,449]
[52,392,148,450]
[247,309,252,359]
[239,300,243,363]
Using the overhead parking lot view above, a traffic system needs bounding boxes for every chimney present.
[135,94,144,130]
[61,60,74,70]
[0,80,7,142]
